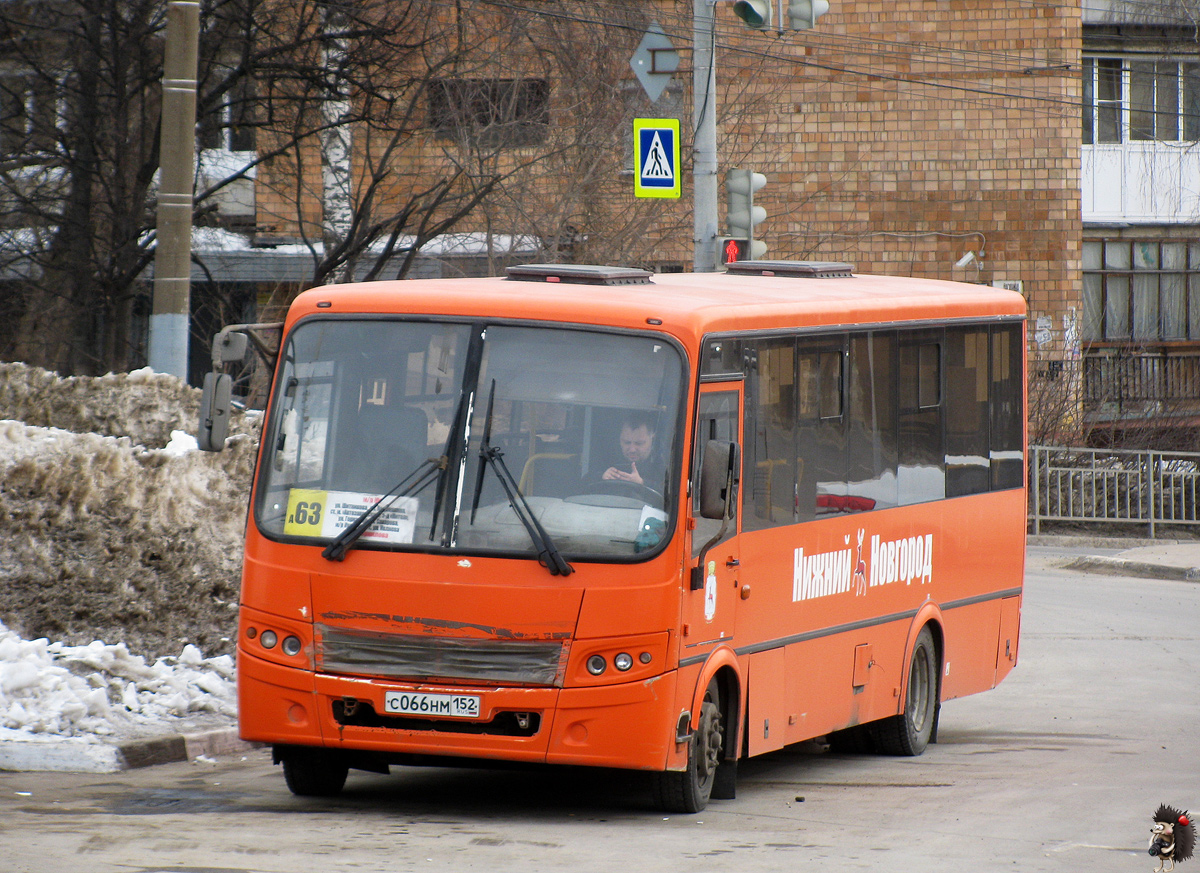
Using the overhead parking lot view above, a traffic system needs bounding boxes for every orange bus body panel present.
[237,269,1027,780]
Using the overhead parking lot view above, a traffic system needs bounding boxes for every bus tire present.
[281,748,350,797]
[655,680,723,813]
[876,626,939,756]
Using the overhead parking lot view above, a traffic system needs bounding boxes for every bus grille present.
[315,625,568,687]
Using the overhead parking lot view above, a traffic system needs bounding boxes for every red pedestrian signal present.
[718,237,749,268]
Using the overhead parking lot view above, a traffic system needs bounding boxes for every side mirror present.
[197,371,232,452]
[213,329,249,364]
[698,439,740,520]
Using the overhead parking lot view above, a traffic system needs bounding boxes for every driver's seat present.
[518,452,579,497]
[343,403,430,493]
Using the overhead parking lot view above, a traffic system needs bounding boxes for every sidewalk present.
[0,713,250,775]
[1029,534,1200,582]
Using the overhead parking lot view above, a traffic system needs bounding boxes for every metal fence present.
[1030,445,1200,537]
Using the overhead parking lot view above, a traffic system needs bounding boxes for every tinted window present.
[743,338,797,530]
[848,332,898,511]
[945,328,991,497]
[898,332,944,504]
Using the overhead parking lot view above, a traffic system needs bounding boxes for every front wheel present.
[876,626,939,756]
[655,680,723,813]
[280,747,349,797]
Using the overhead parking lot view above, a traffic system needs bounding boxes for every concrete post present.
[148,1,200,380]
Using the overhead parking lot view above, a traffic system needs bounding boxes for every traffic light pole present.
[692,0,719,273]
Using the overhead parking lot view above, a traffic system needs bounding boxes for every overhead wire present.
[462,0,1195,123]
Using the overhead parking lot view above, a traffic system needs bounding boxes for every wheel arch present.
[689,646,743,761]
[900,603,945,717]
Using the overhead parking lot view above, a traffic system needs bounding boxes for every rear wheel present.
[655,680,723,813]
[280,748,349,797]
[876,626,939,756]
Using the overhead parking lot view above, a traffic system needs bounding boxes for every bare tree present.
[1,0,659,376]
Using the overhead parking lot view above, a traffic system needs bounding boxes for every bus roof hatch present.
[726,260,854,278]
[505,264,655,286]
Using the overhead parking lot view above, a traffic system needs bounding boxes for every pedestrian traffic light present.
[718,238,749,268]
[787,0,830,30]
[732,0,772,29]
[726,168,767,259]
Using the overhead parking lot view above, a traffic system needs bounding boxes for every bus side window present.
[990,324,1025,490]
[848,331,898,511]
[898,331,945,505]
[945,327,991,497]
[743,338,797,530]
[799,337,847,519]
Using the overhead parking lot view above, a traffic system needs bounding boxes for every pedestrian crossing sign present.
[634,118,681,199]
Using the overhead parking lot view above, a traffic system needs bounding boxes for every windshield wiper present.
[321,457,443,562]
[472,381,573,577]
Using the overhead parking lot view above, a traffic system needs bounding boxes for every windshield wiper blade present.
[474,381,573,577]
[321,457,442,562]
[430,388,471,542]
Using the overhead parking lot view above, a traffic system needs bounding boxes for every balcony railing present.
[1084,351,1200,419]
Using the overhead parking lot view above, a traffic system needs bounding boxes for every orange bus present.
[201,261,1025,813]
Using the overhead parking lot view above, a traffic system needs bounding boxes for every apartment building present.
[1080,0,1200,436]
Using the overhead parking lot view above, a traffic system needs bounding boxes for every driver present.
[601,412,664,491]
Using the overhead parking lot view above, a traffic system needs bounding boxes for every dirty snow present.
[0,362,259,743]
[0,622,235,741]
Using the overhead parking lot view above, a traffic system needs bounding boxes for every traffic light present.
[718,237,750,268]
[732,0,772,29]
[726,168,767,259]
[787,0,830,30]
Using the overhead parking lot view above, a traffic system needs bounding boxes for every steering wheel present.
[582,478,665,508]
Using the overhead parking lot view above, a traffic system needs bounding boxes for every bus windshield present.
[255,319,686,563]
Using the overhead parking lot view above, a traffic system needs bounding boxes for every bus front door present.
[684,385,743,663]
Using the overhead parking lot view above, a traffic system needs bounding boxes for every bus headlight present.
[260,630,278,649]
[586,655,607,675]
[282,635,302,656]
[613,652,633,672]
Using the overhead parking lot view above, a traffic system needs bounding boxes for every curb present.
[0,727,257,774]
[1064,555,1200,583]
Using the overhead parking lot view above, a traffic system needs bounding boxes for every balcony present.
[1084,348,1200,422]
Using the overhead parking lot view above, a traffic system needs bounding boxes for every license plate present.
[383,691,481,719]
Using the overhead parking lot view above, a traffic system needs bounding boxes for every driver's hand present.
[603,463,644,485]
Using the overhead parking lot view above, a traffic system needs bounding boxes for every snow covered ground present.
[0,363,258,765]
[0,618,235,742]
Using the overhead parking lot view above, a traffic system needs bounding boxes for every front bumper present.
[237,648,679,771]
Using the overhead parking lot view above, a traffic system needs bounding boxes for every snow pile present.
[0,362,261,660]
[0,620,235,741]
[0,362,207,448]
[0,362,261,749]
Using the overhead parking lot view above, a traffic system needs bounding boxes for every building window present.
[199,74,256,152]
[1083,239,1200,342]
[427,78,549,148]
[1083,57,1200,144]
[0,73,57,156]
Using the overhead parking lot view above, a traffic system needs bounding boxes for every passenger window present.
[945,328,990,497]
[743,339,797,531]
[990,324,1025,490]
[847,332,897,511]
[898,333,945,504]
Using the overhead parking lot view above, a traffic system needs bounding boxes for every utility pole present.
[148,1,200,380]
[692,0,718,272]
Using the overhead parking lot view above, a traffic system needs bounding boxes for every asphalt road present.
[4,546,1198,873]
